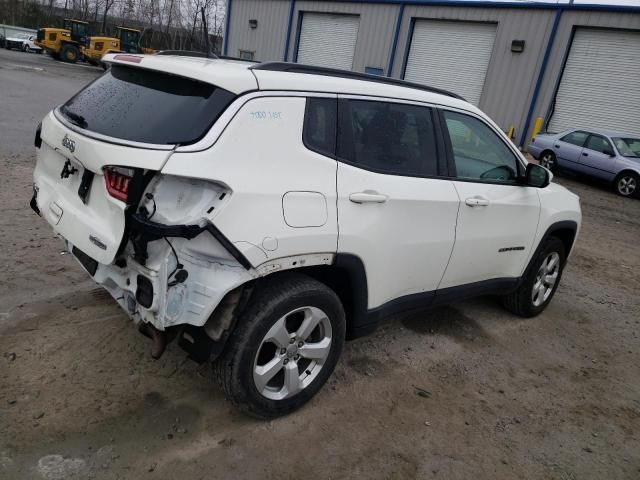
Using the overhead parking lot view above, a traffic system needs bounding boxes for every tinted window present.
[561,131,588,147]
[60,65,236,145]
[443,110,519,183]
[337,99,438,176]
[585,135,613,154]
[304,98,337,157]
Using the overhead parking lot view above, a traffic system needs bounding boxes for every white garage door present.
[297,13,359,70]
[404,20,497,106]
[548,28,640,135]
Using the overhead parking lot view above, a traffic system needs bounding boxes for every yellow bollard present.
[531,117,544,143]
[507,126,515,140]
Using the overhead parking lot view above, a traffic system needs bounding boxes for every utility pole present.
[201,6,211,57]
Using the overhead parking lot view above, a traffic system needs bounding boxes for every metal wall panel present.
[392,6,555,135]
[530,10,640,141]
[287,1,399,74]
[227,0,290,61]
[226,1,640,144]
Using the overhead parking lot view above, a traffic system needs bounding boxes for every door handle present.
[582,152,588,156]
[465,196,490,207]
[349,191,388,204]
[554,145,560,148]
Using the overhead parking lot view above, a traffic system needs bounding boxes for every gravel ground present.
[1,48,639,480]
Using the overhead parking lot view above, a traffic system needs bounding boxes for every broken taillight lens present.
[103,166,135,202]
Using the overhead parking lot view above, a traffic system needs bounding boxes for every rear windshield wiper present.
[61,106,88,129]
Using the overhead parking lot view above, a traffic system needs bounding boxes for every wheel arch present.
[536,220,578,266]
[540,148,555,159]
[181,253,370,363]
[614,169,640,181]
[250,254,369,341]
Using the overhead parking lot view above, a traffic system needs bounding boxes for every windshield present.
[613,137,640,158]
[60,65,236,145]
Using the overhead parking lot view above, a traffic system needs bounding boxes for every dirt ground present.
[1,49,639,480]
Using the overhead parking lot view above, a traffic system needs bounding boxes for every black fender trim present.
[128,213,252,270]
[334,254,370,339]
[526,220,578,274]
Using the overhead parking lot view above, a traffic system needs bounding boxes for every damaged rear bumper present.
[63,214,256,336]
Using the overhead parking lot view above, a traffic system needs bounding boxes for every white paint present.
[337,161,459,308]
[438,182,540,288]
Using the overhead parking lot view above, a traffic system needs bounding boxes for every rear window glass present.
[60,65,236,145]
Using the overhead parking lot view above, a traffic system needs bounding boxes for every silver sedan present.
[528,129,640,198]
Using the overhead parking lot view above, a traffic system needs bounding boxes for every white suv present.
[31,54,581,418]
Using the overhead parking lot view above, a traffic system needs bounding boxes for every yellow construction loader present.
[34,18,89,63]
[82,27,155,67]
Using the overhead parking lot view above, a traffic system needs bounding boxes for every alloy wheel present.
[253,306,332,401]
[541,153,554,170]
[617,175,637,196]
[532,252,560,307]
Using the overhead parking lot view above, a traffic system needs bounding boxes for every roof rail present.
[250,62,465,101]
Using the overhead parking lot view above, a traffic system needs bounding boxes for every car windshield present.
[613,137,640,158]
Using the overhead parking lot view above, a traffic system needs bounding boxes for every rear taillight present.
[34,122,42,149]
[104,166,135,202]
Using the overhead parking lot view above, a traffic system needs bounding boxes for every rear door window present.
[336,99,439,177]
[60,65,236,145]
[560,131,588,147]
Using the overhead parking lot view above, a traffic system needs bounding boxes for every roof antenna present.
[201,7,211,58]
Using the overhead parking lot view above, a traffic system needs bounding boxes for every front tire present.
[539,150,557,172]
[614,172,639,198]
[214,274,346,419]
[60,44,79,63]
[503,237,565,317]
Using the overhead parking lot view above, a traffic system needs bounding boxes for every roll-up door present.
[548,28,640,135]
[404,20,497,106]
[297,13,359,70]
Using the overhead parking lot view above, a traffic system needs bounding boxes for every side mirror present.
[603,149,615,157]
[525,163,550,188]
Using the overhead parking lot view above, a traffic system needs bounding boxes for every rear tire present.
[214,273,346,419]
[503,237,565,317]
[539,150,557,172]
[60,44,79,63]
[614,171,639,198]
